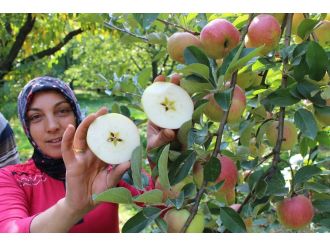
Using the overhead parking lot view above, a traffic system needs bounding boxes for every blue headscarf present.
[18,76,83,180]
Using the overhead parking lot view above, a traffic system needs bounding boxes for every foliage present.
[2,13,330,233]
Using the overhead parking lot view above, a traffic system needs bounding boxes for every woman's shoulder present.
[0,159,46,186]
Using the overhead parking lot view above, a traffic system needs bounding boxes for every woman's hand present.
[61,107,130,215]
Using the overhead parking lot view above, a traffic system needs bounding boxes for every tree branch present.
[271,14,293,168]
[20,28,83,65]
[156,18,200,35]
[104,21,148,42]
[180,14,255,233]
[0,13,36,82]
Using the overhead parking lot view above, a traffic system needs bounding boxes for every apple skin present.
[248,137,266,158]
[276,195,314,229]
[291,13,305,35]
[245,14,281,55]
[203,85,246,123]
[193,155,238,196]
[314,20,330,47]
[163,208,205,233]
[265,120,298,151]
[200,18,240,59]
[314,106,330,126]
[167,32,202,64]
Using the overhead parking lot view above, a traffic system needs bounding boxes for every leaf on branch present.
[121,207,161,233]
[92,187,133,204]
[220,207,247,233]
[294,108,318,140]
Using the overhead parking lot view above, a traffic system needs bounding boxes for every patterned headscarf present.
[18,76,83,181]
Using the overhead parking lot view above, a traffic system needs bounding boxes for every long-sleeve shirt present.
[0,159,152,233]
[0,113,20,167]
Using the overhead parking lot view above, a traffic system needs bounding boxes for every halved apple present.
[141,82,194,129]
[87,113,140,164]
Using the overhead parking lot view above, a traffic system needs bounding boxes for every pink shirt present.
[0,159,152,233]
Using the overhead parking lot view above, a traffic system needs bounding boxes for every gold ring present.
[72,147,85,153]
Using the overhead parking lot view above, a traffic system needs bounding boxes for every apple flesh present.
[163,208,205,233]
[245,14,281,55]
[87,113,140,164]
[265,120,298,151]
[200,18,240,59]
[276,195,314,229]
[141,82,194,129]
[203,85,246,123]
[167,32,202,64]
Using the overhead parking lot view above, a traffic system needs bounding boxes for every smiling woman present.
[0,76,154,233]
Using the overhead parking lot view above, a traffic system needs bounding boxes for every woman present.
[0,76,158,233]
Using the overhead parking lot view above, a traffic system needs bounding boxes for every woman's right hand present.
[60,107,130,216]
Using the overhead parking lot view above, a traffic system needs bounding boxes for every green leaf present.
[297,19,320,40]
[158,144,171,190]
[168,150,196,185]
[133,13,159,29]
[146,32,167,45]
[93,187,132,204]
[131,146,143,190]
[183,46,210,67]
[122,207,161,233]
[181,63,210,81]
[177,120,193,148]
[204,156,221,182]
[137,68,152,88]
[133,189,163,204]
[239,120,255,146]
[214,88,233,111]
[264,87,300,107]
[220,207,247,233]
[255,180,268,199]
[154,217,168,233]
[317,131,330,148]
[304,182,330,194]
[265,169,288,196]
[294,166,322,185]
[313,200,330,213]
[294,108,318,140]
[306,41,328,81]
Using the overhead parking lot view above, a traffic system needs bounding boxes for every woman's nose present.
[45,115,60,133]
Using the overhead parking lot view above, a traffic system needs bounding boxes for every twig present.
[156,18,200,36]
[104,21,148,42]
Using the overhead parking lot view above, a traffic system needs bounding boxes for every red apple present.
[167,32,202,64]
[245,14,281,55]
[163,208,205,233]
[203,85,246,123]
[314,106,330,126]
[276,195,314,229]
[265,120,298,151]
[200,18,240,59]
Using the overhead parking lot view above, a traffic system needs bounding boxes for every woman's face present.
[26,90,76,158]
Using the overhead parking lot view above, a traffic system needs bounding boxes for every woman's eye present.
[58,108,72,115]
[29,114,41,122]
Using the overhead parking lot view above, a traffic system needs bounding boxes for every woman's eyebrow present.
[27,100,69,112]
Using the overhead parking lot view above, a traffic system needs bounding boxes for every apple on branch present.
[203,84,246,123]
[163,208,205,233]
[245,14,281,55]
[276,195,314,230]
[265,120,298,151]
[87,113,140,164]
[167,32,202,64]
[141,82,194,129]
[200,18,240,59]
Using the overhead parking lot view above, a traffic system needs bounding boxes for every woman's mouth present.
[47,137,62,144]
